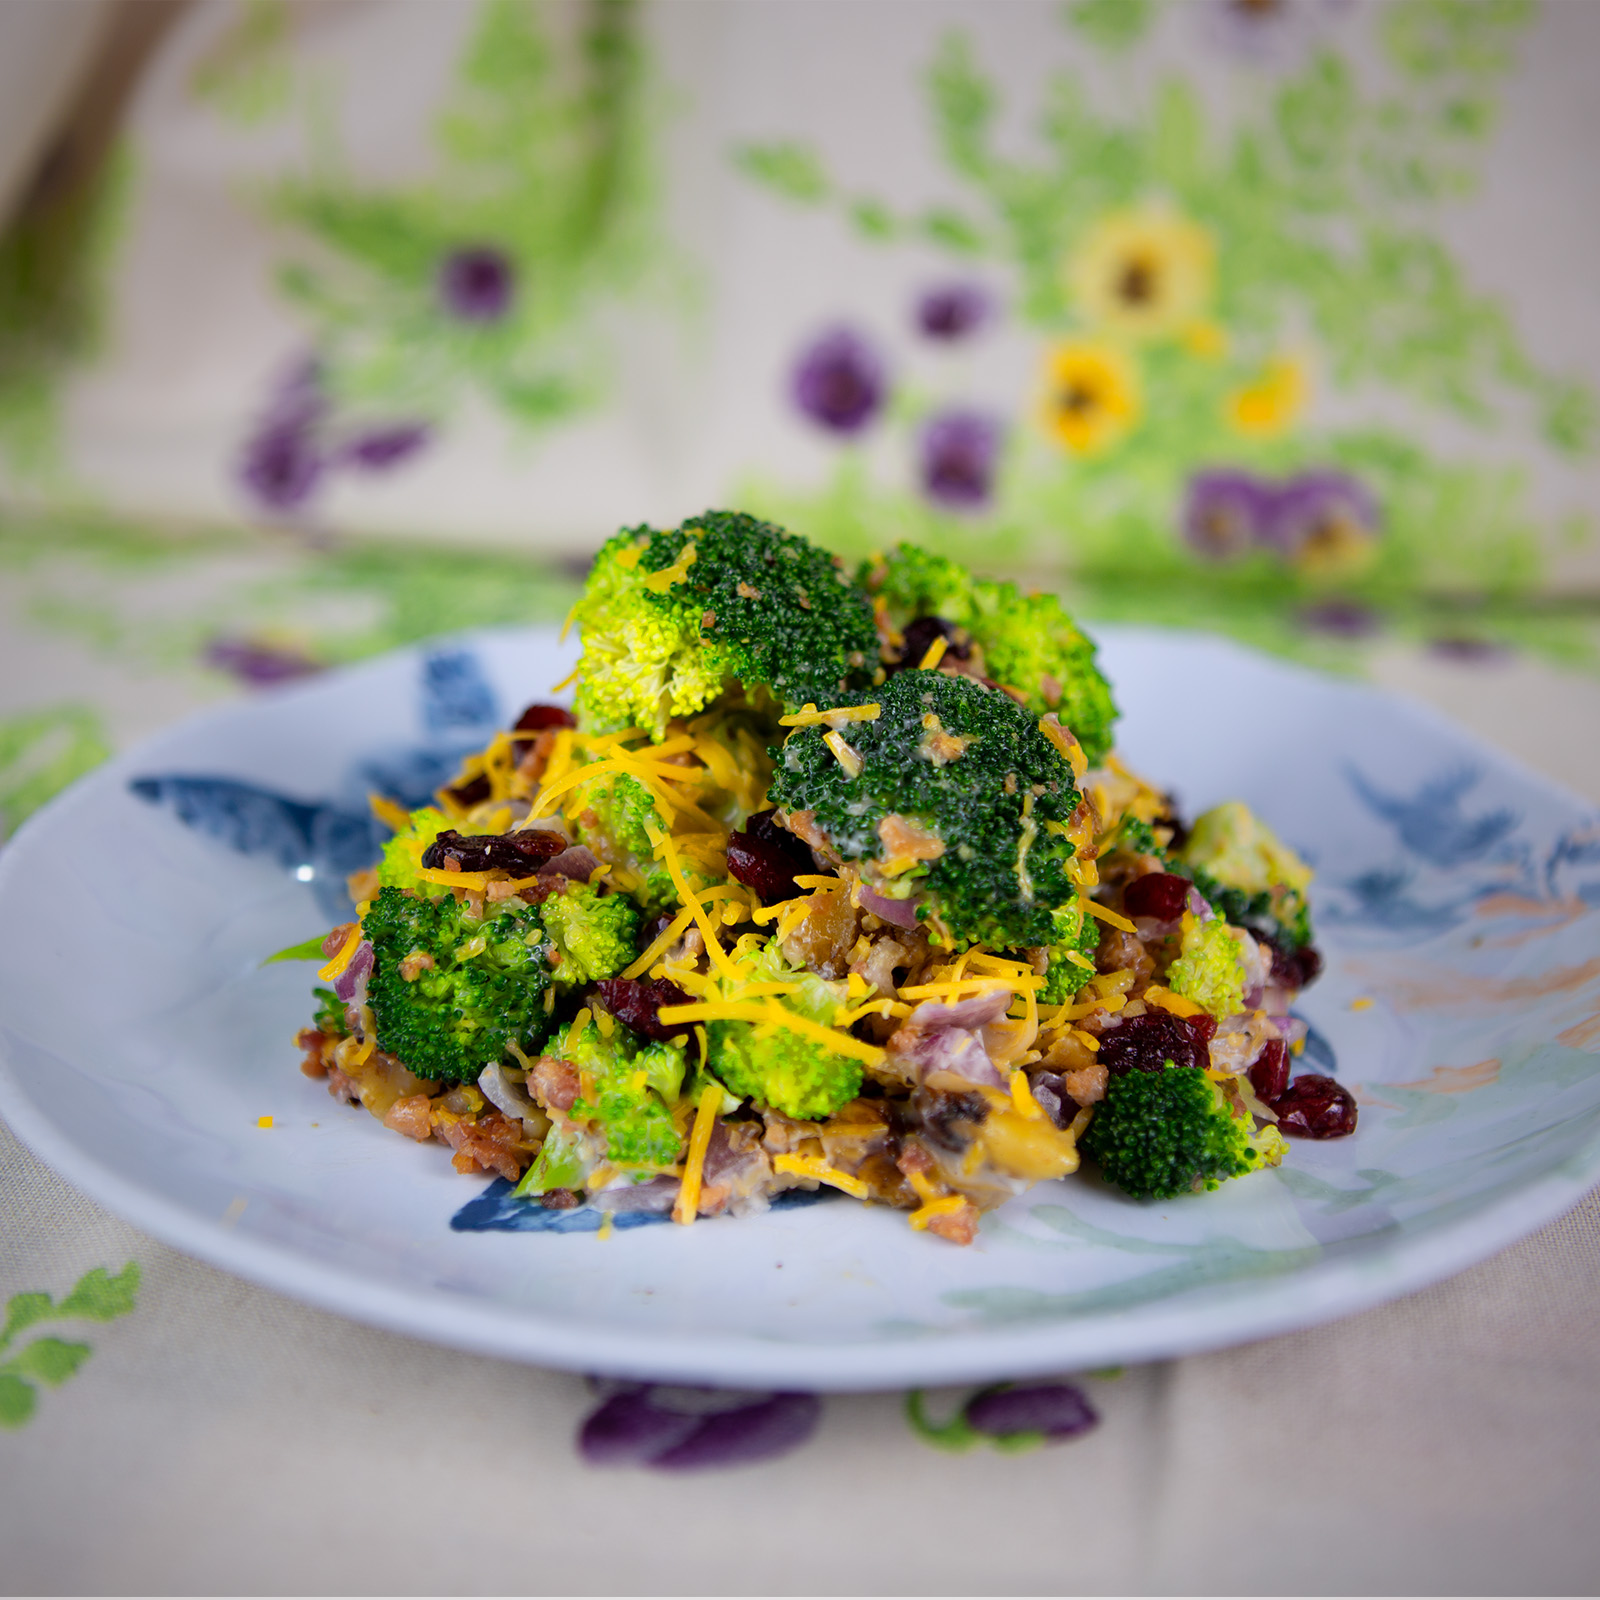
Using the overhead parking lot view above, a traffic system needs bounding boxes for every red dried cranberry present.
[420,827,566,875]
[1266,939,1323,990]
[1099,1008,1216,1076]
[893,615,970,672]
[593,977,694,1040]
[1249,1038,1290,1103]
[1123,872,1192,922]
[442,773,492,808]
[726,809,815,904]
[512,703,577,736]
[1273,1074,1357,1138]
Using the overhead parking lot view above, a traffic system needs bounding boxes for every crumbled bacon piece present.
[528,1055,581,1113]
[296,1028,330,1078]
[383,1094,434,1142]
[925,1200,979,1246]
[436,1109,529,1181]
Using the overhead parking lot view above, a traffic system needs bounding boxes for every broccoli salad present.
[288,510,1355,1243]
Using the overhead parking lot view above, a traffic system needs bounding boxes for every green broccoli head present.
[573,771,710,916]
[540,883,641,986]
[572,510,880,738]
[1176,801,1313,951]
[706,940,863,1121]
[375,806,454,896]
[557,1011,687,1169]
[362,887,554,1084]
[767,670,1084,951]
[862,543,1118,766]
[1039,897,1101,1005]
[1165,913,1247,1020]
[1081,1064,1283,1200]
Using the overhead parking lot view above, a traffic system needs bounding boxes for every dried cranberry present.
[894,615,970,672]
[1249,1038,1290,1103]
[593,977,694,1040]
[726,809,815,904]
[1272,1074,1357,1138]
[512,702,577,736]
[1266,940,1323,990]
[420,827,566,875]
[1099,1008,1216,1076]
[442,773,492,808]
[1123,872,1192,922]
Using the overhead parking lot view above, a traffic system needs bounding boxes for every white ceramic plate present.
[2,626,1598,1391]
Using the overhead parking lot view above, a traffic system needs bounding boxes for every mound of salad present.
[286,511,1355,1244]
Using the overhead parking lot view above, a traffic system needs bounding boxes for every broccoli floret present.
[375,806,455,896]
[1081,1064,1284,1200]
[862,544,1118,766]
[1039,897,1101,1004]
[767,670,1084,951]
[556,1011,687,1168]
[572,510,879,738]
[362,887,554,1083]
[574,771,712,916]
[707,944,863,1120]
[1176,801,1314,951]
[1166,913,1247,1019]
[540,883,641,985]
[311,986,347,1036]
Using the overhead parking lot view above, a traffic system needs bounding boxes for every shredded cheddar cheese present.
[917,635,948,671]
[779,703,882,727]
[1082,899,1137,934]
[317,925,363,982]
[772,1154,871,1199]
[673,1082,724,1224]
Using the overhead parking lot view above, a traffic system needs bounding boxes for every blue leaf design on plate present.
[1323,863,1476,934]
[1346,765,1518,869]
[420,647,498,735]
[129,775,380,917]
[450,1178,839,1233]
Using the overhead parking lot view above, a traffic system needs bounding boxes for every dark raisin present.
[512,703,577,737]
[913,1087,989,1151]
[442,773,492,808]
[1266,940,1323,990]
[894,615,971,671]
[1123,872,1193,922]
[1249,1038,1290,1103]
[1273,1073,1357,1138]
[420,828,566,875]
[726,808,815,904]
[593,977,694,1040]
[1154,803,1189,854]
[1099,1008,1216,1076]
[638,911,677,953]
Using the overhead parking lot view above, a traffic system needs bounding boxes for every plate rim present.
[2,622,1597,1390]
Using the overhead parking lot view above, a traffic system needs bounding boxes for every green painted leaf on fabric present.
[4,1338,92,1387]
[56,1262,141,1324]
[0,704,111,838]
[0,1374,36,1429]
[0,1292,55,1354]
[1063,0,1158,53]
[732,141,830,203]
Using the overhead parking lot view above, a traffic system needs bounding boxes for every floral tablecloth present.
[2,508,1599,1595]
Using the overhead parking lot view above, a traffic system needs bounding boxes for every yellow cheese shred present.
[917,636,948,671]
[657,999,885,1066]
[1082,899,1138,934]
[368,793,413,833]
[1142,984,1206,1019]
[620,906,696,979]
[1008,1070,1045,1121]
[772,1154,871,1199]
[645,822,744,985]
[778,703,882,727]
[317,925,363,982]
[673,1082,724,1225]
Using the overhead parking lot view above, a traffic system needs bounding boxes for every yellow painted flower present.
[1039,341,1141,456]
[1227,356,1309,438]
[1182,320,1228,360]
[1067,211,1215,341]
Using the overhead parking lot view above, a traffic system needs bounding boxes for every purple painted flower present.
[439,246,516,322]
[1427,636,1511,665]
[919,409,1002,511]
[203,635,323,687]
[340,423,432,472]
[965,1383,1098,1444]
[1201,0,1349,67]
[239,420,322,513]
[916,282,991,341]
[1181,469,1272,560]
[578,1382,821,1472]
[1298,599,1380,638]
[1264,469,1381,576]
[792,327,887,435]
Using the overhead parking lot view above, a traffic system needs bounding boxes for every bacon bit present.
[399,949,436,982]
[346,867,380,904]
[383,1094,434,1141]
[515,726,564,786]
[296,1028,330,1078]
[529,1055,580,1113]
[1060,1061,1108,1105]
[925,1201,980,1246]
[325,1066,361,1105]
[1003,772,1018,795]
[1040,672,1062,706]
[781,886,859,980]
[541,1188,581,1210]
[321,923,356,958]
[781,808,835,860]
[877,813,945,863]
[702,610,717,630]
[736,581,762,600]
[796,589,812,610]
[436,1109,530,1181]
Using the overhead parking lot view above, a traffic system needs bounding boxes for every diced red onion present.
[334,940,373,1002]
[859,887,919,928]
